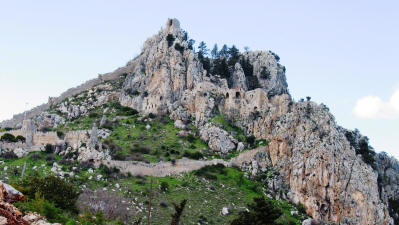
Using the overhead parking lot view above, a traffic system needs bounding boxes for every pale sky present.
[0,0,398,158]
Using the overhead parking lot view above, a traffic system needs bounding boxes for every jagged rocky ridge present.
[1,18,399,224]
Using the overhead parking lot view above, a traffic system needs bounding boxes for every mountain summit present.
[0,19,398,224]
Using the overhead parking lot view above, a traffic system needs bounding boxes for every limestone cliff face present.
[118,19,396,224]
[1,18,398,224]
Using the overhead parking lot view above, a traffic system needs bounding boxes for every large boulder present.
[199,123,236,154]
[0,182,29,225]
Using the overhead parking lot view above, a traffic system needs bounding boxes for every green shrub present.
[297,203,306,214]
[15,192,68,223]
[246,135,256,147]
[1,151,17,159]
[89,112,99,118]
[174,43,185,54]
[166,34,175,47]
[358,139,376,168]
[17,175,78,211]
[15,135,26,142]
[0,133,16,142]
[56,131,65,139]
[231,197,282,225]
[130,144,151,154]
[160,181,169,192]
[194,164,226,180]
[183,151,203,160]
[186,134,196,142]
[45,144,54,153]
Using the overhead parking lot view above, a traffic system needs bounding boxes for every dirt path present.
[101,146,267,177]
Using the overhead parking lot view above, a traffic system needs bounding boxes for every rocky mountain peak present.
[1,19,399,225]
[164,18,181,35]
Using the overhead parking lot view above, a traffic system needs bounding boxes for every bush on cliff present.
[15,135,26,142]
[16,175,78,212]
[231,197,282,225]
[0,133,16,142]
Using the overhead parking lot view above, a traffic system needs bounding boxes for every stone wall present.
[0,142,26,151]
[32,132,60,146]
[64,130,89,149]
[0,71,125,129]
[1,123,89,150]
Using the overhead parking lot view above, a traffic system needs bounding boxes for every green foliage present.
[260,66,270,79]
[240,57,253,77]
[45,144,54,153]
[211,57,229,78]
[211,44,218,59]
[198,41,209,56]
[0,133,16,142]
[160,181,169,192]
[89,112,99,118]
[174,43,185,54]
[246,135,256,147]
[56,130,65,139]
[231,197,283,225]
[219,44,229,57]
[0,127,12,132]
[357,138,376,167]
[17,175,78,211]
[296,203,307,215]
[0,151,18,159]
[188,39,195,50]
[15,135,26,142]
[182,151,203,160]
[171,199,187,225]
[388,198,399,225]
[228,45,240,66]
[194,164,227,180]
[167,34,175,47]
[109,101,138,116]
[15,192,68,223]
[269,51,280,62]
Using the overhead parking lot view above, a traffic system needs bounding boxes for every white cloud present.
[353,88,399,119]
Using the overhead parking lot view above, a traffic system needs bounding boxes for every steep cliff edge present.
[118,19,397,224]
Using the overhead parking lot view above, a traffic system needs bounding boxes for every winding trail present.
[101,147,267,177]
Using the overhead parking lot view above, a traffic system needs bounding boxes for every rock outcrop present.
[1,18,398,224]
[0,181,29,225]
[0,182,60,225]
[117,19,396,224]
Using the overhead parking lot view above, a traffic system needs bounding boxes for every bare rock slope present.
[118,19,396,224]
[1,18,398,224]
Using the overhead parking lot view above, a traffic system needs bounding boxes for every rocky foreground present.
[0,19,398,224]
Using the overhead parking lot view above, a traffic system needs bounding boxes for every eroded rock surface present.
[1,18,398,224]
[117,19,396,224]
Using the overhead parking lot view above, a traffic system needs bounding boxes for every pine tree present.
[219,44,229,57]
[228,45,240,66]
[198,41,209,56]
[188,39,195,50]
[229,45,240,59]
[211,44,219,59]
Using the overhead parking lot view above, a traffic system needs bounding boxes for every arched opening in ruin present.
[235,92,240,98]
[225,93,229,98]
